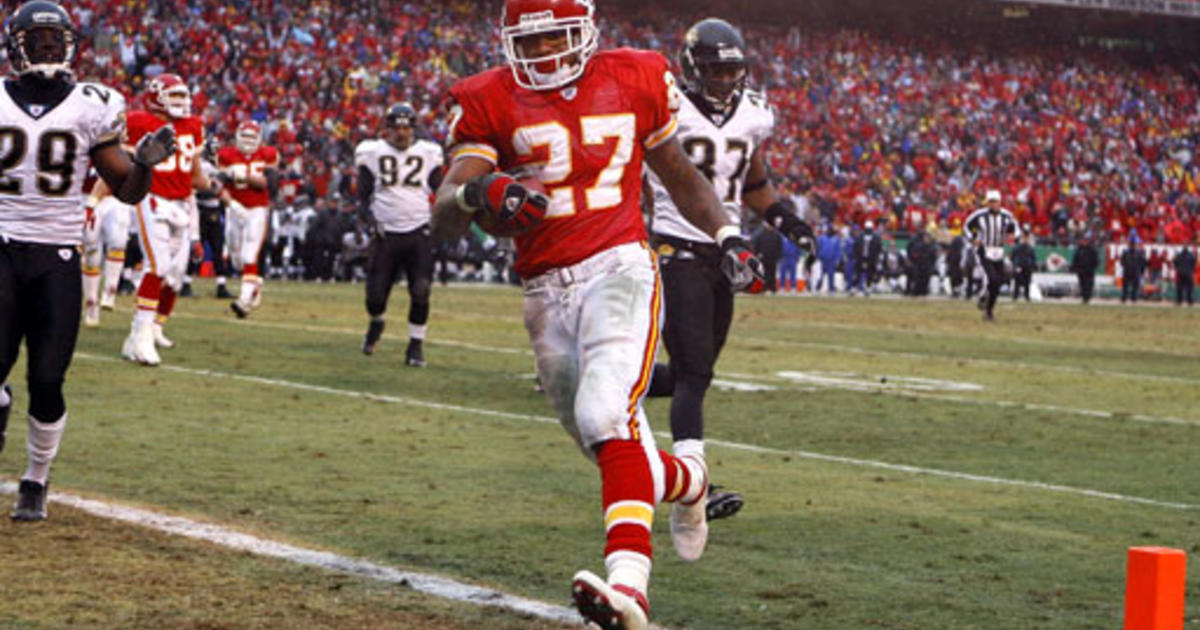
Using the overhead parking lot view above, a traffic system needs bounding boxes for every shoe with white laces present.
[571,570,648,630]
[84,300,100,327]
[122,321,161,366]
[152,323,175,349]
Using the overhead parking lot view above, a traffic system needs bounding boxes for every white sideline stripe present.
[165,314,1196,426]
[0,483,590,628]
[75,353,1198,511]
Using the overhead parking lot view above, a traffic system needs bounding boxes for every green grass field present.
[2,280,1197,629]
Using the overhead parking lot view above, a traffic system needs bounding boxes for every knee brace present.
[27,380,65,423]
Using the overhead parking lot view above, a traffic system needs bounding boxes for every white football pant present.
[135,194,190,292]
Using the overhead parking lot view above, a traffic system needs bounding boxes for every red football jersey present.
[449,49,680,278]
[126,110,204,201]
[217,145,279,208]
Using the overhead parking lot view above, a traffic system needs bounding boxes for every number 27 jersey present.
[448,49,681,278]
[0,80,125,245]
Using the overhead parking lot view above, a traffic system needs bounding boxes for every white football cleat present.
[152,323,175,349]
[571,570,648,630]
[99,290,116,310]
[670,453,710,562]
[250,288,262,309]
[83,300,100,328]
[122,321,161,366]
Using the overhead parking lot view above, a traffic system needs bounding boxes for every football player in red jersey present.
[431,1,766,628]
[218,120,278,318]
[120,73,215,366]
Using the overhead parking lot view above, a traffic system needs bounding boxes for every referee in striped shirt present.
[963,190,1021,321]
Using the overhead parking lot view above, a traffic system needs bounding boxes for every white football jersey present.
[354,138,444,233]
[647,89,775,243]
[0,80,126,245]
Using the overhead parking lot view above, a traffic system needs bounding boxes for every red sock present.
[157,286,177,318]
[243,263,259,277]
[136,274,162,312]
[596,440,655,560]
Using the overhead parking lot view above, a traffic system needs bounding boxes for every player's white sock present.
[672,439,707,503]
[239,275,262,308]
[102,250,125,299]
[408,323,428,341]
[24,413,66,485]
[82,268,101,305]
[0,383,10,408]
[605,550,651,596]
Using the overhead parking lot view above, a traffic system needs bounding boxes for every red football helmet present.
[235,120,262,154]
[501,0,596,91]
[145,73,191,119]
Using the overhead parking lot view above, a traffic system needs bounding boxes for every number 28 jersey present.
[647,89,775,244]
[126,110,204,201]
[0,80,125,245]
[354,138,443,233]
[448,49,681,279]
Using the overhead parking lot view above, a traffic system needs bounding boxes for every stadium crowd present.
[49,0,1200,267]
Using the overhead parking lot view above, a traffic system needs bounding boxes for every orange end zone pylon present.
[1124,546,1187,630]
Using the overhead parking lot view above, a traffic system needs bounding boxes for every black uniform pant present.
[366,226,433,327]
[199,209,227,278]
[1077,272,1094,304]
[1012,270,1032,301]
[1176,277,1194,306]
[652,235,734,442]
[979,252,1006,316]
[0,239,80,422]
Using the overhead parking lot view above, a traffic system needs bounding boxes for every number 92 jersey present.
[0,81,125,245]
[354,137,444,233]
[647,89,775,244]
[126,109,204,201]
[447,48,681,279]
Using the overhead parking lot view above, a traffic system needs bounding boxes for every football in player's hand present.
[472,172,548,238]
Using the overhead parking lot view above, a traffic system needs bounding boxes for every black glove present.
[718,232,767,293]
[133,125,177,167]
[457,172,548,233]
[764,199,813,245]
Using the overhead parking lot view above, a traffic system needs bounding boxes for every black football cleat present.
[11,479,48,522]
[405,339,425,367]
[179,283,194,298]
[215,284,233,299]
[230,301,249,319]
[705,484,744,521]
[0,383,10,453]
[363,320,385,355]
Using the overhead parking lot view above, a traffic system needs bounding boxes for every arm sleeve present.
[636,52,681,151]
[356,165,375,220]
[446,87,499,166]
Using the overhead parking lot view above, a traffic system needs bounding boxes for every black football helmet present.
[680,18,747,111]
[385,102,417,128]
[4,0,77,81]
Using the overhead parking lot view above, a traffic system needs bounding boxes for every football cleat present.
[84,300,100,327]
[405,339,425,367]
[179,283,194,298]
[671,482,709,562]
[0,383,10,454]
[362,320,385,355]
[215,284,233,299]
[230,301,249,319]
[250,287,262,309]
[571,570,648,630]
[152,323,175,349]
[706,484,744,521]
[122,321,161,366]
[99,290,116,310]
[11,479,48,522]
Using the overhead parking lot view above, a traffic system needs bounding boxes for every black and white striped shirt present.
[963,207,1021,249]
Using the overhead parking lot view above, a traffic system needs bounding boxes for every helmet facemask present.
[236,125,261,154]
[691,58,746,110]
[160,87,191,118]
[11,24,76,81]
[502,15,597,91]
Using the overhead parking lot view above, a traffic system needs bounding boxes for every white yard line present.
[74,352,1200,510]
[0,482,591,628]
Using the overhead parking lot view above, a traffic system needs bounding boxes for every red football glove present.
[190,240,205,264]
[84,206,96,231]
[719,234,767,294]
[457,172,548,234]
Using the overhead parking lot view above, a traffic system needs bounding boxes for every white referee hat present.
[985,190,1001,203]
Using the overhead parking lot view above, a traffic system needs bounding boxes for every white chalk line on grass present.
[0,482,591,628]
[75,352,1199,511]
[160,314,1197,427]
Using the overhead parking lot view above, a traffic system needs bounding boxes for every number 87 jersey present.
[125,109,203,201]
[447,48,681,279]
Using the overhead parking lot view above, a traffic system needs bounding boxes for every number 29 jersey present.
[0,80,126,245]
[126,109,204,201]
[354,138,443,233]
[448,48,681,279]
[647,89,775,244]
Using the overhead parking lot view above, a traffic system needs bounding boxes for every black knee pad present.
[409,277,431,302]
[366,299,388,318]
[27,380,65,422]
